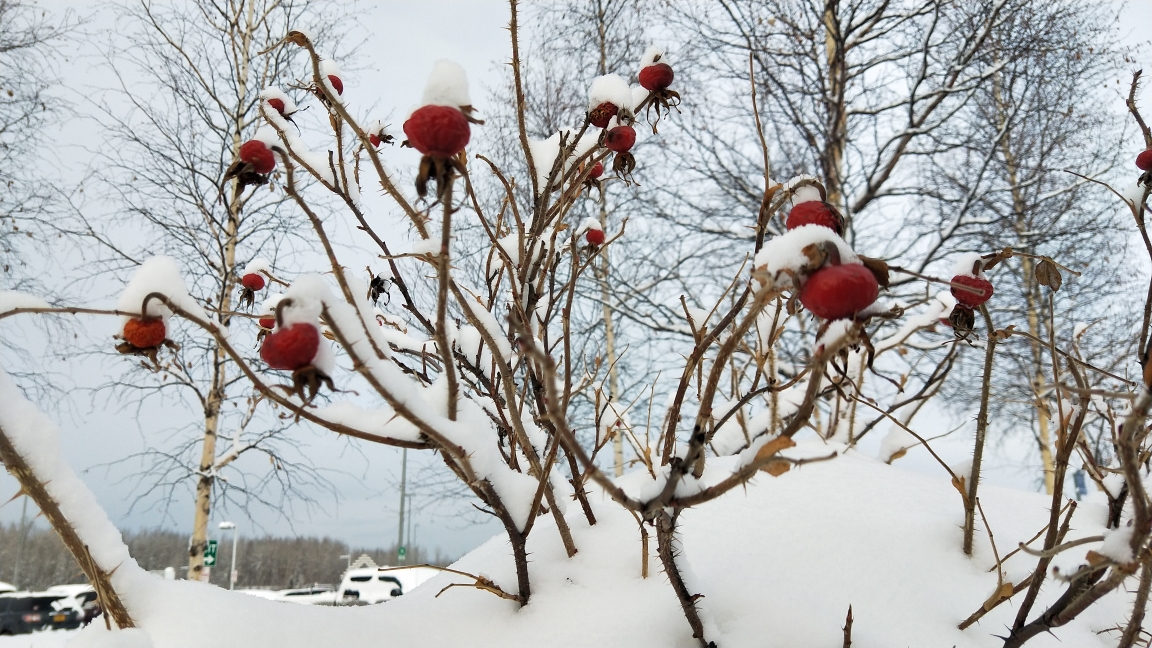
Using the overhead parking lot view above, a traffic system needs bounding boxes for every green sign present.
[397,546,407,560]
[204,540,218,566]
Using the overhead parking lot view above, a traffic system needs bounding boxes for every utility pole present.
[396,448,407,564]
[219,521,238,590]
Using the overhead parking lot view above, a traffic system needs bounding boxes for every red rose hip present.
[588,102,619,129]
[605,125,636,153]
[1138,149,1152,171]
[260,323,320,371]
[951,275,993,308]
[327,75,343,95]
[123,318,166,349]
[403,105,471,158]
[585,228,606,245]
[258,317,276,330]
[639,63,674,91]
[786,202,842,234]
[799,264,880,320]
[267,98,286,116]
[588,161,604,179]
[239,140,276,174]
[241,273,265,291]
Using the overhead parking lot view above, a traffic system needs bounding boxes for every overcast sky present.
[2,0,1151,574]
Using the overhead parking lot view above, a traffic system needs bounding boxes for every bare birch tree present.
[67,0,349,582]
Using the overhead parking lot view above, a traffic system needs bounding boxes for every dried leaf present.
[556,222,570,232]
[952,474,970,507]
[982,582,1015,611]
[858,255,891,288]
[1035,259,1063,292]
[886,447,908,463]
[800,243,829,271]
[762,461,791,477]
[1086,550,1108,566]
[981,247,1013,271]
[755,435,797,462]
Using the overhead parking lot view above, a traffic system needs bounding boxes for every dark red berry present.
[258,317,276,330]
[239,140,276,174]
[403,105,471,158]
[605,125,636,153]
[786,202,841,234]
[585,228,606,246]
[123,318,166,349]
[1138,149,1152,171]
[327,75,343,95]
[589,102,619,129]
[951,275,993,308]
[799,264,880,320]
[588,161,604,179]
[260,323,320,371]
[639,63,674,92]
[267,98,286,115]
[241,273,265,291]
[370,133,382,147]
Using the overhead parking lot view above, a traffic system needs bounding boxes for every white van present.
[337,566,439,605]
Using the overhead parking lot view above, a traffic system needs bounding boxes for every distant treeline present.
[0,523,453,591]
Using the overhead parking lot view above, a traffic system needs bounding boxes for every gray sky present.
[2,0,1151,571]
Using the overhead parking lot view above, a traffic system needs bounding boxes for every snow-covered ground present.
[0,630,75,648]
[50,444,1124,648]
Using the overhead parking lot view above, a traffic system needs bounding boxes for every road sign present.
[397,545,407,561]
[204,540,218,566]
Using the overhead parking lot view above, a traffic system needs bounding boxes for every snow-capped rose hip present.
[605,125,636,153]
[639,63,674,92]
[786,202,844,235]
[122,317,166,349]
[636,47,681,132]
[261,322,320,371]
[241,273,265,291]
[327,75,343,95]
[951,275,994,308]
[1138,149,1152,171]
[258,317,276,330]
[267,98,285,115]
[403,105,470,158]
[799,264,880,320]
[586,229,606,246]
[589,101,619,129]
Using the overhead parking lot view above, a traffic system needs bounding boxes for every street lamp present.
[218,521,238,590]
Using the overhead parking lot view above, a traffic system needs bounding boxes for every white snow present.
[319,59,343,93]
[241,257,272,277]
[528,128,599,187]
[639,46,668,70]
[0,290,50,313]
[791,185,822,205]
[251,126,281,149]
[577,216,602,234]
[258,87,296,115]
[421,60,471,108]
[753,225,860,290]
[878,425,918,463]
[1097,526,1135,564]
[814,319,856,351]
[587,74,633,112]
[116,256,208,323]
[952,252,984,278]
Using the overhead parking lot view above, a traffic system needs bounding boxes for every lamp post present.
[218,521,238,590]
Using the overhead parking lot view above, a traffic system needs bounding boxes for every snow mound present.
[421,60,471,107]
[52,444,1125,648]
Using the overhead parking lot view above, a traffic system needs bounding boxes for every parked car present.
[273,585,338,606]
[0,593,80,635]
[338,568,404,605]
[0,583,14,595]
[46,584,101,625]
